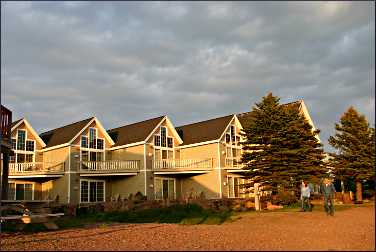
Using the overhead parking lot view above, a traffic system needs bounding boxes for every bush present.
[271,191,298,206]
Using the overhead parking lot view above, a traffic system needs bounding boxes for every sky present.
[1,1,374,152]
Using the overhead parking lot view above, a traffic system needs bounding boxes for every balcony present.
[225,157,245,171]
[9,162,65,178]
[153,158,214,174]
[1,105,12,149]
[79,160,140,176]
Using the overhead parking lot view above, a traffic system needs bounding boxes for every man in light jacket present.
[301,181,311,212]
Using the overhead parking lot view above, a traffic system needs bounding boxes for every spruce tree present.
[328,107,375,203]
[240,93,326,195]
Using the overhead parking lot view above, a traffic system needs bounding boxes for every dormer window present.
[80,127,105,165]
[153,126,174,161]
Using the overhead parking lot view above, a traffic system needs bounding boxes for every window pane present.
[234,178,239,198]
[26,140,34,151]
[230,126,235,137]
[8,183,15,200]
[162,180,169,199]
[96,152,103,162]
[97,139,104,150]
[155,178,162,200]
[26,154,33,162]
[81,181,88,202]
[11,138,16,150]
[17,130,26,150]
[168,151,173,159]
[17,154,25,163]
[228,177,234,198]
[155,149,161,160]
[81,136,88,148]
[162,150,167,159]
[154,136,160,146]
[226,134,231,143]
[161,127,166,147]
[89,181,97,202]
[16,184,25,200]
[9,155,15,163]
[82,151,89,162]
[89,128,96,148]
[167,137,173,148]
[97,182,104,202]
[25,184,33,200]
[90,152,97,161]
[168,180,175,200]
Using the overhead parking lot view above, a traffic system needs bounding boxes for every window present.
[226,134,231,143]
[8,183,33,200]
[161,127,166,147]
[11,138,16,150]
[90,152,97,161]
[81,180,105,203]
[9,155,15,163]
[154,178,175,200]
[26,154,33,162]
[26,140,34,151]
[230,126,235,137]
[82,151,89,162]
[154,136,160,146]
[17,154,25,163]
[96,152,104,162]
[167,137,173,148]
[162,150,167,159]
[17,130,26,150]
[81,181,89,202]
[97,139,104,150]
[89,128,96,149]
[8,183,15,200]
[81,136,88,148]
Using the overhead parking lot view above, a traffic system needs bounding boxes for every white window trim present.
[80,127,106,168]
[153,126,175,163]
[13,129,36,164]
[79,179,106,203]
[8,181,35,201]
[154,177,176,200]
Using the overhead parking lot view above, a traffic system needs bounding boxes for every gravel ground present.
[1,205,374,251]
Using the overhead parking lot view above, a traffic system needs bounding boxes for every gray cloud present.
[1,1,374,151]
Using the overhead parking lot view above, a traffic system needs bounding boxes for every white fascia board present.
[41,143,70,152]
[176,139,219,149]
[109,141,145,150]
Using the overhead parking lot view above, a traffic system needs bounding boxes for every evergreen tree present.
[240,93,326,194]
[328,107,375,203]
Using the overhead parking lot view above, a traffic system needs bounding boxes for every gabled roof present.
[40,117,94,148]
[176,115,234,146]
[108,116,165,147]
[11,118,46,147]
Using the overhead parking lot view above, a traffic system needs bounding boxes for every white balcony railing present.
[225,157,244,169]
[9,162,65,175]
[80,160,140,173]
[153,158,213,170]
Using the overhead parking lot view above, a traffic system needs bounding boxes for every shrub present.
[271,191,298,206]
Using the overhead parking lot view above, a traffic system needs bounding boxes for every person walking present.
[321,178,336,216]
[301,181,311,212]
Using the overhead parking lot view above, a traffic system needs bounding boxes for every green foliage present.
[328,106,375,184]
[240,93,326,192]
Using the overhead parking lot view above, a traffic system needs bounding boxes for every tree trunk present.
[356,181,363,204]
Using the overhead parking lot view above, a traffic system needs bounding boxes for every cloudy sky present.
[1,1,374,152]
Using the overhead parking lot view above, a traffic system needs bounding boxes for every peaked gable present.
[11,118,46,148]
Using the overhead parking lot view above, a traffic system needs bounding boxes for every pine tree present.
[240,93,326,195]
[328,107,375,203]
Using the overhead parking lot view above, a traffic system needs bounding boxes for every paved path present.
[1,205,374,251]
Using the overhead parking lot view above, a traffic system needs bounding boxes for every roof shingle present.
[40,117,94,148]
[176,115,234,146]
[108,116,165,147]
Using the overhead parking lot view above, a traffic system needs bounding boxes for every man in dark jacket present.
[321,178,336,216]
